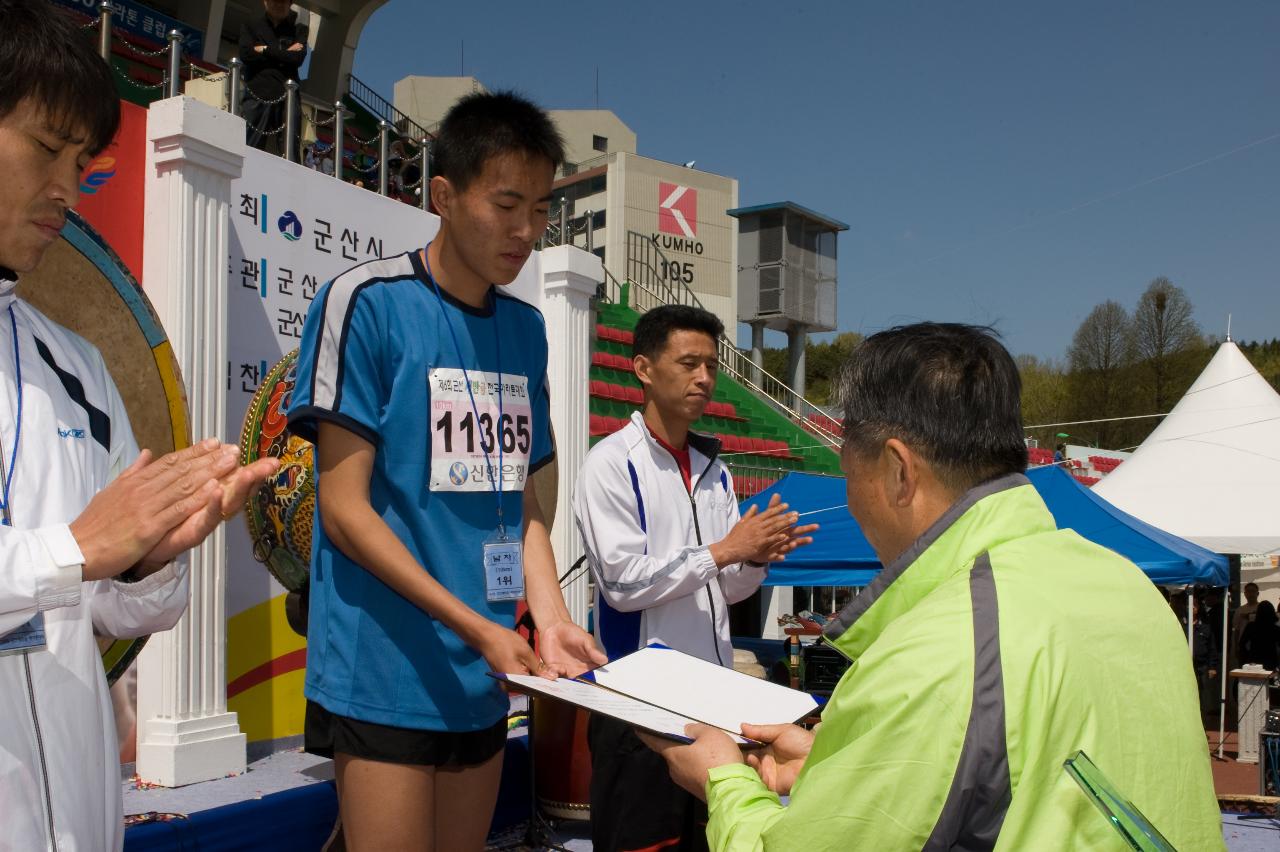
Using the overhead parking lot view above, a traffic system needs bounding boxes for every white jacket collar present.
[0,269,16,311]
[626,410,722,473]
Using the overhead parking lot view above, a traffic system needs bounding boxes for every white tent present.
[1094,340,1280,556]
[1095,340,1280,756]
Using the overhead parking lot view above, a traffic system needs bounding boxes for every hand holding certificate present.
[490,641,819,743]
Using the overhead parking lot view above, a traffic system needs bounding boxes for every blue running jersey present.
[288,249,554,731]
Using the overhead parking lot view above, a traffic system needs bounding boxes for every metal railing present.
[560,152,610,177]
[347,74,433,148]
[540,197,599,251]
[87,1,214,97]
[719,461,792,500]
[598,244,842,450]
[79,3,430,204]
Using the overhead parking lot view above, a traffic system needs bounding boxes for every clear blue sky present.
[353,1,1279,360]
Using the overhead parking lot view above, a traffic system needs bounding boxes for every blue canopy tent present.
[742,466,1228,588]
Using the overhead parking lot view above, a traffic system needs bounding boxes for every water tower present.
[729,202,847,400]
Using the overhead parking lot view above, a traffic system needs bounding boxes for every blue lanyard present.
[423,246,507,534]
[1,305,22,527]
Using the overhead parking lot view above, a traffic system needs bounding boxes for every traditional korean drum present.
[19,211,188,685]
[532,697,593,820]
[238,349,313,594]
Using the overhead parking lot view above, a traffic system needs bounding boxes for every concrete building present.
[392,77,638,170]
[547,109,637,168]
[554,152,739,333]
[393,76,489,134]
[729,202,847,399]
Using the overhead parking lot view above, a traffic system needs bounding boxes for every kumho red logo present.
[658,182,697,239]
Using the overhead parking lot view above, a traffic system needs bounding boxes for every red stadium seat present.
[624,385,643,405]
[1027,447,1055,466]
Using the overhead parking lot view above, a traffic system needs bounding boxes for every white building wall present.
[548,109,637,168]
[393,76,488,132]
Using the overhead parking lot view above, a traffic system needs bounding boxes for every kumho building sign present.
[611,154,738,331]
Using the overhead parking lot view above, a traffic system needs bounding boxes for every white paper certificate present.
[586,643,819,734]
[494,673,751,744]
[493,643,820,744]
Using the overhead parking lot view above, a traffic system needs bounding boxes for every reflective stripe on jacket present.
[705,473,1223,851]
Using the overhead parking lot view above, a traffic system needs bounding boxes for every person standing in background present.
[239,0,307,161]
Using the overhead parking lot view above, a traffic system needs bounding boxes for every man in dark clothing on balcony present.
[239,0,307,160]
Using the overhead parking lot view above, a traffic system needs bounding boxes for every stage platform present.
[117,723,1274,850]
[121,731,552,851]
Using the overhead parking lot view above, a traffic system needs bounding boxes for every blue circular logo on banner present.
[449,462,469,485]
[278,210,303,241]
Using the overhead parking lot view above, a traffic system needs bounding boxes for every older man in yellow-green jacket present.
[646,322,1223,851]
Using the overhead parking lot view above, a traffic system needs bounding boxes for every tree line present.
[755,276,1280,452]
[1022,276,1279,450]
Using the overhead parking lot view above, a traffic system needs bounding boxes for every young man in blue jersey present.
[288,92,604,851]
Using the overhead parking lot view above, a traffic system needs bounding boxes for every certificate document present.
[491,642,819,743]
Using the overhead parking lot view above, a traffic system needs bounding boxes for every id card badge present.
[484,528,525,602]
[0,613,46,655]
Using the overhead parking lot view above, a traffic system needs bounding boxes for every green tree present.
[1018,354,1071,446]
[1238,338,1280,393]
[758,332,863,406]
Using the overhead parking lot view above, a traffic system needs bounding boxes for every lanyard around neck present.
[1,305,22,526]
[423,245,507,533]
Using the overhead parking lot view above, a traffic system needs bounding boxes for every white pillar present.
[760,585,793,640]
[135,96,246,787]
[540,245,602,628]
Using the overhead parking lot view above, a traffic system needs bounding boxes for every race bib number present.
[429,368,533,492]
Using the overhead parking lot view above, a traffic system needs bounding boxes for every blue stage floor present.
[120,742,1275,851]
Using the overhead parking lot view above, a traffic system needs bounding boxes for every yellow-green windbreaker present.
[706,473,1223,851]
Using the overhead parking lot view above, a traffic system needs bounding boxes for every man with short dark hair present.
[574,303,815,852]
[646,322,1222,850]
[238,0,307,159]
[289,90,603,850]
[0,3,277,848]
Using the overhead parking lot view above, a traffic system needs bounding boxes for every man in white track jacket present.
[0,5,278,848]
[574,304,815,852]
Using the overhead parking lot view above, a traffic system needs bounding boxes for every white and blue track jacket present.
[0,275,189,852]
[573,411,767,667]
